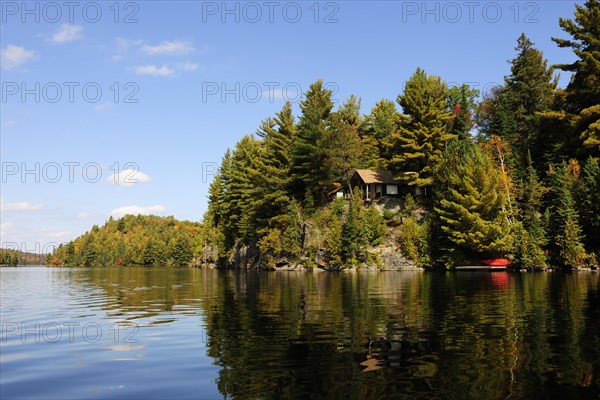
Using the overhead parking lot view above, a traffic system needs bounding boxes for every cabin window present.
[386,184,398,195]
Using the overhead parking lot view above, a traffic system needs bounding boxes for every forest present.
[48,215,202,267]
[50,0,599,270]
[0,248,47,266]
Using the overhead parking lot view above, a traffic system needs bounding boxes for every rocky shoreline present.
[190,239,420,271]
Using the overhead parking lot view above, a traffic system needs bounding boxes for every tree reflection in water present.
[67,268,599,399]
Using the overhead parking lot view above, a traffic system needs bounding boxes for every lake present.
[0,267,598,399]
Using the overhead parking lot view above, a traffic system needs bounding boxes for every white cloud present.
[116,37,144,53]
[1,120,16,128]
[47,231,72,239]
[176,61,199,71]
[261,87,300,102]
[132,64,175,77]
[107,169,151,186]
[50,24,83,43]
[0,198,44,212]
[141,40,195,56]
[0,222,13,237]
[110,205,165,219]
[1,45,36,70]
[95,102,113,112]
[33,227,73,242]
[77,212,92,219]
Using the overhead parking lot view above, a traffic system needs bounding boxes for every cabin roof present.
[327,183,344,197]
[355,169,415,184]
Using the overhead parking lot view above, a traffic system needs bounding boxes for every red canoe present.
[481,258,514,267]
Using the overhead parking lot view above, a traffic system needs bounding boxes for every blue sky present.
[0,0,581,252]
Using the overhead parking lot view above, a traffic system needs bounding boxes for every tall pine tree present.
[552,0,600,156]
[390,68,454,187]
[478,34,557,174]
[291,80,334,204]
[433,140,512,261]
[361,99,399,169]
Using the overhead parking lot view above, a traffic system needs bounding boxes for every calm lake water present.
[0,267,599,400]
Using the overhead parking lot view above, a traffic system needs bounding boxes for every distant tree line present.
[0,249,47,266]
[48,215,202,267]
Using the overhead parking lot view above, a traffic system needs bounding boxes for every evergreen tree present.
[478,34,557,174]
[361,99,399,169]
[341,196,360,265]
[322,96,364,194]
[552,0,600,156]
[521,153,548,247]
[579,157,600,248]
[252,102,297,229]
[169,235,193,266]
[291,80,334,204]
[446,84,479,140]
[433,140,512,260]
[390,68,454,187]
[514,223,548,270]
[143,237,166,266]
[546,161,588,267]
[556,213,587,268]
[220,135,263,241]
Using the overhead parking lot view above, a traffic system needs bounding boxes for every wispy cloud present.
[1,198,44,212]
[1,45,36,70]
[141,40,195,56]
[107,169,152,186]
[50,24,83,43]
[77,212,92,219]
[176,61,199,71]
[110,205,165,219]
[116,37,144,53]
[1,120,16,128]
[94,102,113,112]
[0,222,14,237]
[132,64,175,77]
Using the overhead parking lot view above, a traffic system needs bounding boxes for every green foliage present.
[361,99,399,169]
[433,140,512,257]
[478,34,557,174]
[0,249,19,266]
[556,213,588,268]
[322,96,364,189]
[291,80,334,204]
[324,211,344,267]
[362,206,386,246]
[402,194,418,217]
[257,201,304,267]
[546,161,588,268]
[446,84,479,140]
[552,0,600,156]
[51,215,202,267]
[201,8,600,269]
[579,157,600,247]
[1,249,46,266]
[514,223,547,270]
[391,68,454,186]
[399,216,431,268]
[257,228,284,270]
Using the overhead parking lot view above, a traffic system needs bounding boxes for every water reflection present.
[0,267,599,399]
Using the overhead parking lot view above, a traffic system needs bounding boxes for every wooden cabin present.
[350,169,422,201]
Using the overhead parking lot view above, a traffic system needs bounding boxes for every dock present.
[455,265,508,271]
